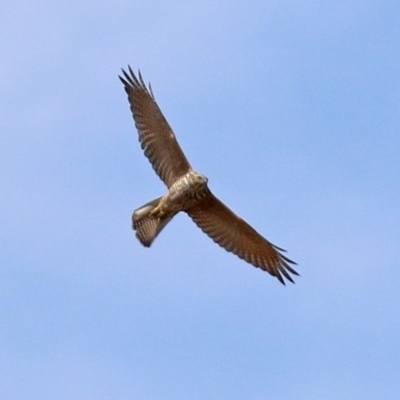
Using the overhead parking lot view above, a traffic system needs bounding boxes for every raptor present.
[119,67,299,284]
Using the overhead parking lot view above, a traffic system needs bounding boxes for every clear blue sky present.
[1,1,400,399]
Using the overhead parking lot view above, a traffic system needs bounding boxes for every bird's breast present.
[164,172,209,211]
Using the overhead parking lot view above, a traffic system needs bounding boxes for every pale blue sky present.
[1,1,400,399]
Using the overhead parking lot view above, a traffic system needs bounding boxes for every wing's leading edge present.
[119,67,192,187]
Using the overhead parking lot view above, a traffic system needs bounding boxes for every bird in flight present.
[119,66,299,284]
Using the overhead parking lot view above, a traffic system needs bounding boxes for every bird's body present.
[159,170,210,213]
[133,171,210,246]
[119,67,299,284]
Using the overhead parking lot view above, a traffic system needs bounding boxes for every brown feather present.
[186,193,299,284]
[119,67,192,187]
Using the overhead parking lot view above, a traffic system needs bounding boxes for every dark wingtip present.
[277,257,300,285]
[118,73,127,86]
[277,274,286,285]
[119,66,132,88]
[119,65,154,99]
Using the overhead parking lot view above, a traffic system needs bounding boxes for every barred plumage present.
[119,67,299,284]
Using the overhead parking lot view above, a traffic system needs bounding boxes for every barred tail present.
[132,197,173,247]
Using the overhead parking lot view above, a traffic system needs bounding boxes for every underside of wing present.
[119,66,192,187]
[186,193,299,284]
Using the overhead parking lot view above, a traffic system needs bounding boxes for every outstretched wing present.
[187,194,299,284]
[119,66,192,187]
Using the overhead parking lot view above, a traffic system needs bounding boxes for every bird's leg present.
[149,199,167,218]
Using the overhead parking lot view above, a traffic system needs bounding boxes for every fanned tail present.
[132,197,173,247]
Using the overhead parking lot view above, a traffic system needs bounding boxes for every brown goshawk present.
[119,67,299,284]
